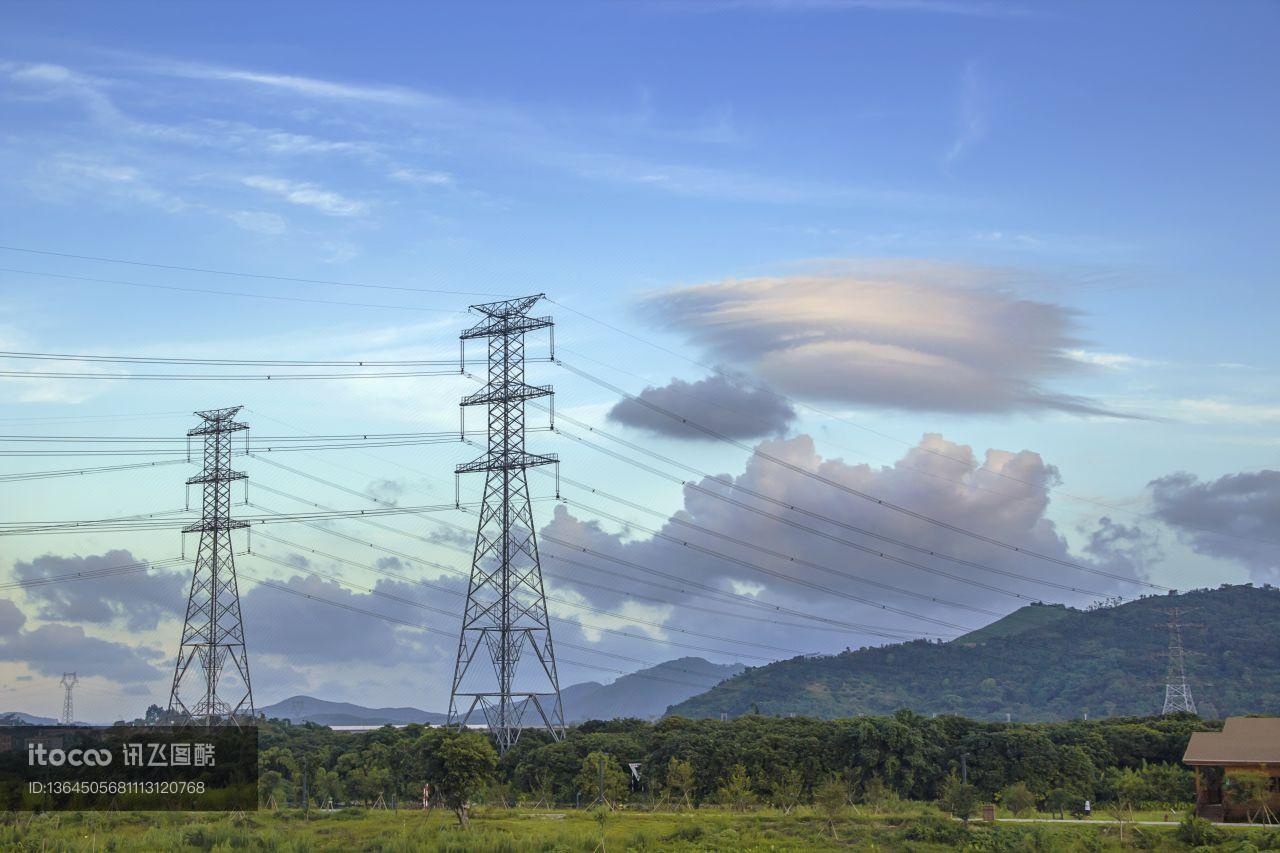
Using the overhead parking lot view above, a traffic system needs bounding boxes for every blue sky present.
[0,1,1277,721]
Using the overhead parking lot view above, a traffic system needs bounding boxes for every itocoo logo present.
[27,743,112,767]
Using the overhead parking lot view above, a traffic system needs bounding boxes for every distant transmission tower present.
[59,672,77,725]
[169,407,255,728]
[1161,607,1198,715]
[449,294,564,754]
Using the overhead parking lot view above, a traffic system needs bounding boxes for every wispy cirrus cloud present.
[944,61,985,168]
[241,175,368,217]
[140,60,435,107]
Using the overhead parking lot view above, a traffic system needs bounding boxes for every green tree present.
[311,766,343,808]
[259,769,287,808]
[576,751,629,808]
[814,776,848,839]
[425,731,498,827]
[999,781,1036,817]
[664,757,694,810]
[859,775,891,811]
[771,766,806,814]
[715,763,756,811]
[1044,787,1074,820]
[940,773,980,822]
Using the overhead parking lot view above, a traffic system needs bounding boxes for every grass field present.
[4,804,1280,852]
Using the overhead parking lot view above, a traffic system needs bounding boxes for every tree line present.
[255,710,1211,821]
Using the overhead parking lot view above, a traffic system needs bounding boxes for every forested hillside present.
[669,585,1280,721]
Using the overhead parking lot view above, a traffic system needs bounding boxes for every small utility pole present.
[302,754,309,819]
[961,753,969,785]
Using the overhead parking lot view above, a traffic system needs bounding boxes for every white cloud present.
[147,62,432,107]
[546,584,673,643]
[227,210,288,235]
[241,175,368,216]
[636,264,1133,417]
[944,61,985,167]
[390,168,455,187]
[1169,398,1280,425]
[1066,350,1157,370]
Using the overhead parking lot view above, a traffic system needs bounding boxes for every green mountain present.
[667,584,1280,722]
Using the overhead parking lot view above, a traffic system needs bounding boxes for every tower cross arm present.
[460,314,552,340]
[456,451,558,475]
[461,382,553,407]
[187,418,249,437]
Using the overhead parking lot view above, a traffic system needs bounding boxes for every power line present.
[0,267,468,313]
[0,244,507,297]
[233,568,733,694]
[549,421,1112,598]
[0,367,464,381]
[248,548,783,663]
[548,301,1136,510]
[0,350,458,366]
[253,467,959,641]
[554,335,1279,552]
[0,555,187,591]
[560,362,1170,592]
[0,458,187,483]
[253,527,809,659]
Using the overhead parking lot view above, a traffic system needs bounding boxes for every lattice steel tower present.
[449,294,564,753]
[1161,607,1198,715]
[169,407,255,727]
[59,672,77,725]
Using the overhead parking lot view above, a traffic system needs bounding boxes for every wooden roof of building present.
[1184,717,1280,766]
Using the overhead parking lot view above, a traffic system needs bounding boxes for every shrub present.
[1175,812,1224,847]
[899,815,969,845]
[999,781,1036,817]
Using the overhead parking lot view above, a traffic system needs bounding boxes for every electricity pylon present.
[168,406,255,727]
[59,672,77,725]
[1161,607,1198,715]
[448,294,564,754]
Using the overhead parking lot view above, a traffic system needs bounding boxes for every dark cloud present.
[240,570,460,667]
[607,372,796,440]
[14,550,185,631]
[0,599,25,636]
[636,269,1134,417]
[1149,469,1280,582]
[0,601,165,684]
[543,433,1146,637]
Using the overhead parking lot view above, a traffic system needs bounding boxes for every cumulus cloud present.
[607,372,796,440]
[1149,470,1280,583]
[636,268,1132,417]
[240,571,454,666]
[0,600,166,684]
[14,550,186,631]
[0,599,26,636]
[543,432,1145,636]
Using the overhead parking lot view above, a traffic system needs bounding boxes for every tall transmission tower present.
[168,407,255,728]
[1161,607,1198,716]
[59,672,77,725]
[449,294,564,754]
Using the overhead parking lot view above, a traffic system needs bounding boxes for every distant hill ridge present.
[257,657,743,726]
[667,585,1280,722]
